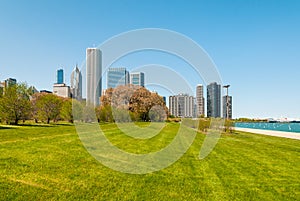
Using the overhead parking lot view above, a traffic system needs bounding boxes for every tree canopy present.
[98,85,168,122]
[33,93,62,124]
[0,83,31,125]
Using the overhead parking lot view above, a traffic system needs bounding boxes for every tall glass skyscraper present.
[107,67,129,88]
[207,82,221,118]
[71,65,82,100]
[86,48,102,106]
[130,72,145,87]
[57,69,64,84]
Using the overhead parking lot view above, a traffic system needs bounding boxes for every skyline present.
[1,1,300,118]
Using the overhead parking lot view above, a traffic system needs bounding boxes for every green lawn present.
[0,123,299,200]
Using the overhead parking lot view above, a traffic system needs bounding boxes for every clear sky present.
[0,0,300,119]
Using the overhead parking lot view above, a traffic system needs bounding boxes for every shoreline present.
[234,127,300,140]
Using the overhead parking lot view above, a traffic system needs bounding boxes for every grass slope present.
[0,123,299,200]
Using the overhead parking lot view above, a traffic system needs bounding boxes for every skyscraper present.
[223,95,232,119]
[0,82,4,96]
[130,72,145,87]
[86,48,102,106]
[4,78,17,88]
[207,82,221,118]
[57,69,64,84]
[169,94,195,118]
[196,84,205,117]
[71,65,82,100]
[107,67,129,88]
[53,83,71,98]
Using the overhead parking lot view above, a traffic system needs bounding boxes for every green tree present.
[35,93,62,124]
[83,104,97,123]
[0,83,31,125]
[60,98,73,123]
[95,105,114,122]
[72,99,84,122]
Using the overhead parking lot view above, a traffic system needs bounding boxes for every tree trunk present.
[14,118,19,125]
[47,118,50,124]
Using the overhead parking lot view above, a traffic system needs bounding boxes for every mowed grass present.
[0,123,299,200]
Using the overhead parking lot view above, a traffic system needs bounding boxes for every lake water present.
[235,122,300,133]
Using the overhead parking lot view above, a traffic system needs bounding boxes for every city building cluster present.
[168,82,232,119]
[1,47,232,119]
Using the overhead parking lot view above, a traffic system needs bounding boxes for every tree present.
[100,85,168,122]
[0,83,31,125]
[35,93,62,124]
[72,99,84,122]
[83,104,97,123]
[129,87,168,121]
[95,105,114,122]
[60,98,73,123]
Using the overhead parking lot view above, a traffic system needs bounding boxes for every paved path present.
[234,127,300,140]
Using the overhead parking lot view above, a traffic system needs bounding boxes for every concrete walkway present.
[234,127,300,140]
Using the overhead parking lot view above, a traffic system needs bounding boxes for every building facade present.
[86,48,102,106]
[71,65,82,100]
[0,82,4,96]
[130,72,145,87]
[196,84,205,117]
[207,82,221,118]
[5,78,17,88]
[169,94,195,118]
[57,69,64,84]
[223,95,232,119]
[53,83,71,98]
[107,67,129,88]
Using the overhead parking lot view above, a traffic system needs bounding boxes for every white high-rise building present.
[53,83,71,98]
[196,84,205,117]
[130,72,145,87]
[169,94,195,118]
[86,48,102,106]
[71,65,82,100]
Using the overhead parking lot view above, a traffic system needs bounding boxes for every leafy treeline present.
[180,118,234,133]
[0,83,76,125]
[0,83,168,125]
[96,85,168,122]
[0,83,233,133]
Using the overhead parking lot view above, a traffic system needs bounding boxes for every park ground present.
[0,122,299,200]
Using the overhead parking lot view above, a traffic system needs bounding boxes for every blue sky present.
[0,0,300,118]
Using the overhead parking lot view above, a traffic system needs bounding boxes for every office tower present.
[0,82,4,96]
[130,72,145,87]
[207,82,221,118]
[196,84,205,117]
[223,95,232,119]
[71,65,82,100]
[57,69,64,84]
[107,67,129,88]
[162,96,166,104]
[28,86,39,94]
[169,94,195,118]
[53,83,71,98]
[5,78,17,88]
[86,48,102,106]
